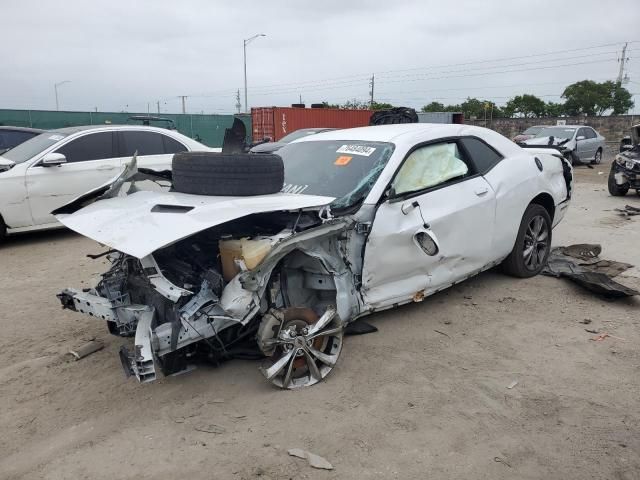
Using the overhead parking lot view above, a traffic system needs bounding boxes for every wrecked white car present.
[56,124,573,389]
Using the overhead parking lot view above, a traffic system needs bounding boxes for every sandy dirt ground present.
[1,157,639,480]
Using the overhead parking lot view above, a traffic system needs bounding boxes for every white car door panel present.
[0,165,32,228]
[362,177,496,308]
[362,141,496,308]
[26,131,121,225]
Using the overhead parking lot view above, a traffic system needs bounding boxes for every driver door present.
[362,140,496,309]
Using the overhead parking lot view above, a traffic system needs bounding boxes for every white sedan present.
[0,125,212,239]
[56,124,572,389]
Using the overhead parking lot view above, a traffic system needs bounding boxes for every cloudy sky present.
[3,0,640,114]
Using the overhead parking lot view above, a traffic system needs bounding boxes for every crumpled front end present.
[57,209,360,386]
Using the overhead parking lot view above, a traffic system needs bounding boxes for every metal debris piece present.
[590,332,625,342]
[542,244,638,298]
[615,205,640,217]
[494,456,512,468]
[68,340,104,360]
[288,448,334,470]
[507,380,518,389]
[194,423,225,434]
[344,320,378,336]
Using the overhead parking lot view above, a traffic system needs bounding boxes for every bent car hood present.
[56,190,335,258]
[523,136,571,147]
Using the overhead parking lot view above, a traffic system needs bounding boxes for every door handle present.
[475,187,489,196]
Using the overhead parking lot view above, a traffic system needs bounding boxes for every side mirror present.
[576,135,586,141]
[41,152,67,167]
[263,136,272,142]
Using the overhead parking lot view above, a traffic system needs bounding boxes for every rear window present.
[119,131,165,156]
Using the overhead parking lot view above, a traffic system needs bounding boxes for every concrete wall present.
[466,115,640,146]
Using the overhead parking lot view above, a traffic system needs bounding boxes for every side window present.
[162,135,187,154]
[586,128,597,139]
[119,131,165,156]
[459,137,503,173]
[55,132,115,163]
[392,142,471,196]
[577,128,588,139]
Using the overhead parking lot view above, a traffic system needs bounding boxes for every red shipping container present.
[251,107,373,142]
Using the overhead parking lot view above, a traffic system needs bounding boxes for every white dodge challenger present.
[56,124,573,389]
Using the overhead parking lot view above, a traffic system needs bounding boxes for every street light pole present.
[243,34,266,114]
[54,80,71,111]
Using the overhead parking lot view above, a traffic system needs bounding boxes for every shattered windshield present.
[278,140,394,208]
[535,127,576,141]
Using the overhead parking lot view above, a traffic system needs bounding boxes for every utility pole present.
[235,89,242,114]
[369,74,375,108]
[157,101,160,114]
[179,96,187,114]
[617,42,629,85]
[54,80,71,111]
[243,34,266,113]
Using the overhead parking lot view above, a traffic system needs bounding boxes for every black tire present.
[0,215,6,243]
[591,148,602,165]
[172,152,284,196]
[607,163,629,196]
[501,204,552,278]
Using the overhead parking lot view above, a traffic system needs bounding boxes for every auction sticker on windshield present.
[337,145,376,156]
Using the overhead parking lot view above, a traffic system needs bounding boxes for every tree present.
[421,101,447,112]
[504,94,547,118]
[370,101,394,111]
[544,101,565,117]
[562,80,614,116]
[611,83,634,114]
[459,98,502,119]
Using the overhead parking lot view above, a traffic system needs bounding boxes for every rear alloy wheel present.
[591,149,602,165]
[257,306,343,389]
[501,204,552,278]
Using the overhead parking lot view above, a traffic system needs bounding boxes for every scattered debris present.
[344,320,378,336]
[590,332,625,342]
[194,423,225,434]
[493,456,512,468]
[443,320,452,325]
[579,319,592,325]
[68,340,103,360]
[585,329,599,334]
[288,448,333,470]
[434,329,451,338]
[498,296,517,303]
[507,380,518,389]
[211,398,225,404]
[615,205,640,217]
[542,244,639,298]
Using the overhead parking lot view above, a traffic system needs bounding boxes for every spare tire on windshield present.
[172,152,284,196]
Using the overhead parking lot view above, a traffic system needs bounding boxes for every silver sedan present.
[523,125,606,165]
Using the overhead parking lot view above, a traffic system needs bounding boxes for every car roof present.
[541,125,586,129]
[295,123,467,143]
[0,126,45,133]
[47,125,186,135]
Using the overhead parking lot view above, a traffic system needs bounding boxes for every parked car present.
[522,125,605,165]
[609,123,640,196]
[250,127,337,153]
[56,124,572,389]
[512,125,544,143]
[0,125,212,239]
[0,126,45,154]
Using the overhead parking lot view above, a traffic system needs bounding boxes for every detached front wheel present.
[502,204,552,278]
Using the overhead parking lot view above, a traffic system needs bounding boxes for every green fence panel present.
[0,109,252,148]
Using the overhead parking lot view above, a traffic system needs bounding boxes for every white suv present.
[0,125,213,239]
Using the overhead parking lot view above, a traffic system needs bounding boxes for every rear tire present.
[171,152,284,196]
[591,148,602,165]
[501,204,552,278]
[0,216,6,243]
[608,164,629,196]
